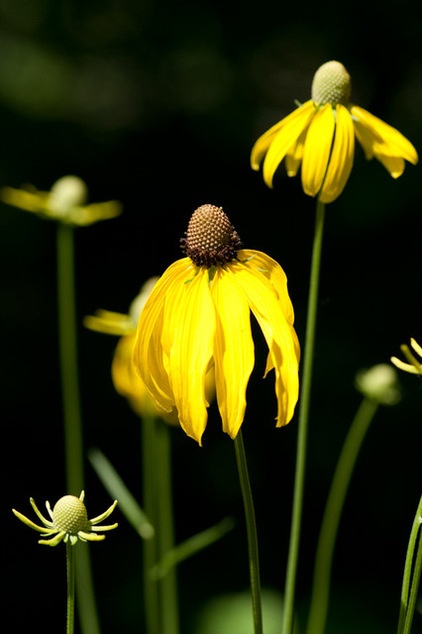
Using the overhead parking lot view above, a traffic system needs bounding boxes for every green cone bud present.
[311,60,351,105]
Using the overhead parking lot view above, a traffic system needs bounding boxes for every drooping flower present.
[12,490,118,546]
[133,204,300,445]
[391,338,422,375]
[251,60,418,204]
[1,175,122,226]
[84,278,180,422]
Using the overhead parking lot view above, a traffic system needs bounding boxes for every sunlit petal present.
[211,268,255,438]
[319,104,355,204]
[163,267,216,444]
[301,104,335,198]
[261,101,316,188]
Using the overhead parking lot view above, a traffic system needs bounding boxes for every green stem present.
[56,222,100,634]
[142,415,160,634]
[156,420,180,634]
[306,397,379,634]
[66,542,76,634]
[282,199,326,634]
[234,430,263,634]
[397,496,422,634]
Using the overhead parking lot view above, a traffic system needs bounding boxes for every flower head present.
[251,60,418,203]
[1,175,122,226]
[133,204,300,445]
[391,338,422,375]
[84,278,180,422]
[12,490,118,546]
[355,363,401,405]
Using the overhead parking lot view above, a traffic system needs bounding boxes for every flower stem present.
[66,542,76,634]
[142,416,179,634]
[142,415,160,634]
[306,396,379,634]
[156,419,180,634]
[397,496,422,634]
[56,222,100,634]
[234,430,263,634]
[282,198,326,634]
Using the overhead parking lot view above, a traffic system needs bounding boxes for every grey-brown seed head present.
[180,204,242,267]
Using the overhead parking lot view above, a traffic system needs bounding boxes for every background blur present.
[1,1,421,633]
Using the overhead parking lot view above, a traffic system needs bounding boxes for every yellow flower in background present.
[12,490,118,547]
[133,204,300,445]
[251,60,418,204]
[1,175,122,225]
[391,338,422,375]
[84,278,180,423]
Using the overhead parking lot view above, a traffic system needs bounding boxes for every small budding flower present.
[355,363,401,405]
[12,490,118,546]
[133,203,300,445]
[1,175,122,226]
[391,338,422,375]
[251,60,418,203]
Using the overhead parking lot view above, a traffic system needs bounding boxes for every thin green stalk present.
[56,222,100,634]
[142,415,160,634]
[66,542,76,634]
[282,198,326,634]
[397,496,422,634]
[234,430,263,634]
[306,396,379,634]
[156,419,180,634]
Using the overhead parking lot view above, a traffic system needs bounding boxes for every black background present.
[1,1,421,632]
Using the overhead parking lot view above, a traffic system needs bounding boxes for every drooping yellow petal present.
[229,255,300,427]
[319,104,355,204]
[351,105,418,176]
[134,259,193,413]
[285,126,308,176]
[162,265,216,444]
[261,101,316,188]
[238,250,296,325]
[301,104,335,198]
[210,267,255,438]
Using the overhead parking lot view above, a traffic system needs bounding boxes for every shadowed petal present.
[229,257,300,426]
[134,259,194,413]
[211,268,255,438]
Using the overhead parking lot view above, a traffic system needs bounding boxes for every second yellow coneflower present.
[251,60,418,203]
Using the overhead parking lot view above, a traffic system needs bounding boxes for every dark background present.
[1,1,421,632]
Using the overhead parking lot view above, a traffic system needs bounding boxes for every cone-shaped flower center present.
[53,495,90,533]
[180,204,243,267]
[311,60,351,105]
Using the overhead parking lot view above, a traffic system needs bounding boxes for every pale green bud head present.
[49,175,88,216]
[311,60,351,105]
[355,363,401,405]
[52,494,90,533]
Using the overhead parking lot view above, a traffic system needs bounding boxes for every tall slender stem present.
[282,199,326,634]
[397,496,422,634]
[156,420,180,634]
[306,396,379,634]
[142,415,161,634]
[234,430,263,634]
[56,222,100,634]
[66,542,76,634]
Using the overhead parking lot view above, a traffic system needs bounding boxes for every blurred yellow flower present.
[84,278,180,423]
[133,204,300,445]
[391,338,422,375]
[251,60,418,203]
[1,175,122,226]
